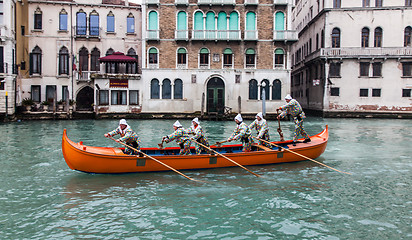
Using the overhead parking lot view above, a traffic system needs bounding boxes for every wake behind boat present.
[62,125,328,174]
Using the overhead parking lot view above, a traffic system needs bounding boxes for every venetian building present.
[19,0,142,113]
[141,0,296,116]
[0,0,17,118]
[291,0,412,117]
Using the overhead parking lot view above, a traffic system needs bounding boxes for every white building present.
[291,0,412,117]
[20,0,142,112]
[0,0,17,118]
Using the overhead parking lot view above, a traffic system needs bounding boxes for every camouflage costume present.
[107,125,141,155]
[187,125,210,154]
[279,98,310,142]
[164,127,191,155]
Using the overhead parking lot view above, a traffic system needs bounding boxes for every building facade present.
[291,0,412,117]
[0,0,17,118]
[19,0,142,113]
[141,0,296,116]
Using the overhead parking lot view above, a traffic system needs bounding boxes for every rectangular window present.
[403,62,412,76]
[129,90,139,105]
[127,17,135,33]
[34,13,42,30]
[59,53,69,75]
[99,90,109,105]
[360,88,369,97]
[329,62,341,77]
[111,90,127,105]
[177,53,186,65]
[31,85,41,102]
[0,46,3,73]
[149,53,158,64]
[407,0,412,6]
[246,54,255,68]
[402,89,411,97]
[30,52,42,75]
[333,0,341,8]
[360,62,370,77]
[59,13,67,31]
[375,0,383,7]
[107,15,115,33]
[200,53,208,66]
[372,62,382,77]
[363,0,370,7]
[0,1,3,25]
[0,78,4,90]
[372,88,381,97]
[330,87,340,96]
[62,86,68,101]
[46,85,56,103]
[223,54,232,67]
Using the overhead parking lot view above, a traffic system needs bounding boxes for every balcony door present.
[207,77,225,114]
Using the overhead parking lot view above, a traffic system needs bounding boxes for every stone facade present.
[141,0,296,116]
[291,0,412,117]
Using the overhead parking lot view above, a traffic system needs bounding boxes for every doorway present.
[206,77,225,114]
[76,86,94,111]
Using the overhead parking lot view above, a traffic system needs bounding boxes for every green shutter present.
[275,48,284,54]
[246,12,256,31]
[178,48,186,54]
[246,48,255,54]
[177,11,187,30]
[223,48,232,54]
[194,11,203,30]
[217,12,227,30]
[149,48,158,54]
[206,12,215,30]
[275,12,285,31]
[200,48,209,54]
[229,12,239,30]
[148,11,158,30]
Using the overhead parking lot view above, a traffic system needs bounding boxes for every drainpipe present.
[70,3,74,100]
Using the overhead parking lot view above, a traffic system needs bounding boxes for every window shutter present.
[29,53,33,75]
[39,54,42,75]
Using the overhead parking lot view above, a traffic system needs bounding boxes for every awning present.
[98,52,137,63]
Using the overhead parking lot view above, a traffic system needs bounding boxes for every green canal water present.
[0,118,411,239]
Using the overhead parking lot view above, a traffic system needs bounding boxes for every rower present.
[227,114,253,152]
[249,112,271,148]
[104,119,141,155]
[186,118,210,155]
[162,120,191,155]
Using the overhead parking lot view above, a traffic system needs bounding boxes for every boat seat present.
[253,144,272,151]
[113,148,125,155]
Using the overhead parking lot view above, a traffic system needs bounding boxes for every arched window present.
[90,47,100,71]
[321,29,325,48]
[193,11,204,39]
[362,27,369,47]
[274,48,285,68]
[127,48,138,74]
[199,48,209,67]
[148,48,158,65]
[177,48,187,67]
[59,9,68,31]
[30,46,42,75]
[245,12,256,40]
[206,12,215,39]
[76,10,87,35]
[79,47,89,72]
[58,47,69,75]
[272,79,282,100]
[89,10,99,36]
[316,33,319,49]
[162,79,171,99]
[249,79,258,100]
[223,48,233,68]
[229,11,239,39]
[34,8,42,30]
[374,27,382,47]
[107,11,115,33]
[331,28,340,48]
[274,12,285,31]
[260,79,270,100]
[404,26,411,47]
[174,79,183,99]
[176,11,187,39]
[148,11,158,39]
[151,79,160,99]
[106,48,114,56]
[245,48,255,68]
[217,12,227,39]
[127,13,135,33]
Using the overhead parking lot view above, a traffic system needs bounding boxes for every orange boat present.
[62,125,328,174]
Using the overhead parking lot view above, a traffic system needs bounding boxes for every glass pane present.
[59,14,67,30]
[174,79,183,99]
[76,12,87,35]
[249,80,257,100]
[130,90,139,105]
[162,79,171,99]
[127,17,135,33]
[111,91,118,104]
[107,15,115,32]
[272,80,281,100]
[90,15,99,35]
[151,79,160,99]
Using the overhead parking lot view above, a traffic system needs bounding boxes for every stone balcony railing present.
[274,0,291,4]
[91,73,141,80]
[244,0,258,5]
[175,30,189,40]
[304,47,412,63]
[147,30,160,40]
[175,0,189,4]
[192,30,241,41]
[244,30,258,40]
[197,0,236,5]
[273,30,298,41]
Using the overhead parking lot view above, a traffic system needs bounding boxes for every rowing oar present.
[107,136,203,182]
[252,136,351,175]
[211,140,229,147]
[188,139,262,178]
[276,109,285,142]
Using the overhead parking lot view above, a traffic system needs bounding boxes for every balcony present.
[305,47,412,62]
[175,30,189,41]
[244,30,258,41]
[244,0,258,5]
[76,71,93,82]
[197,0,236,5]
[274,0,291,5]
[146,30,160,40]
[273,30,298,42]
[146,0,160,5]
[75,26,101,39]
[192,30,241,41]
[175,0,189,5]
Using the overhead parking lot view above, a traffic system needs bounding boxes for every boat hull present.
[62,126,328,174]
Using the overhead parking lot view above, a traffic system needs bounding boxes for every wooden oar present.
[211,140,229,147]
[188,139,262,178]
[107,136,203,182]
[253,136,351,175]
[276,109,285,141]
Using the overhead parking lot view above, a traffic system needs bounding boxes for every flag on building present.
[72,55,77,71]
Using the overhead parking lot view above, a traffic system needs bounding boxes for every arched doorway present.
[76,86,94,111]
[207,77,225,114]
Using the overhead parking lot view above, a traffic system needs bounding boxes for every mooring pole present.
[5,91,8,118]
